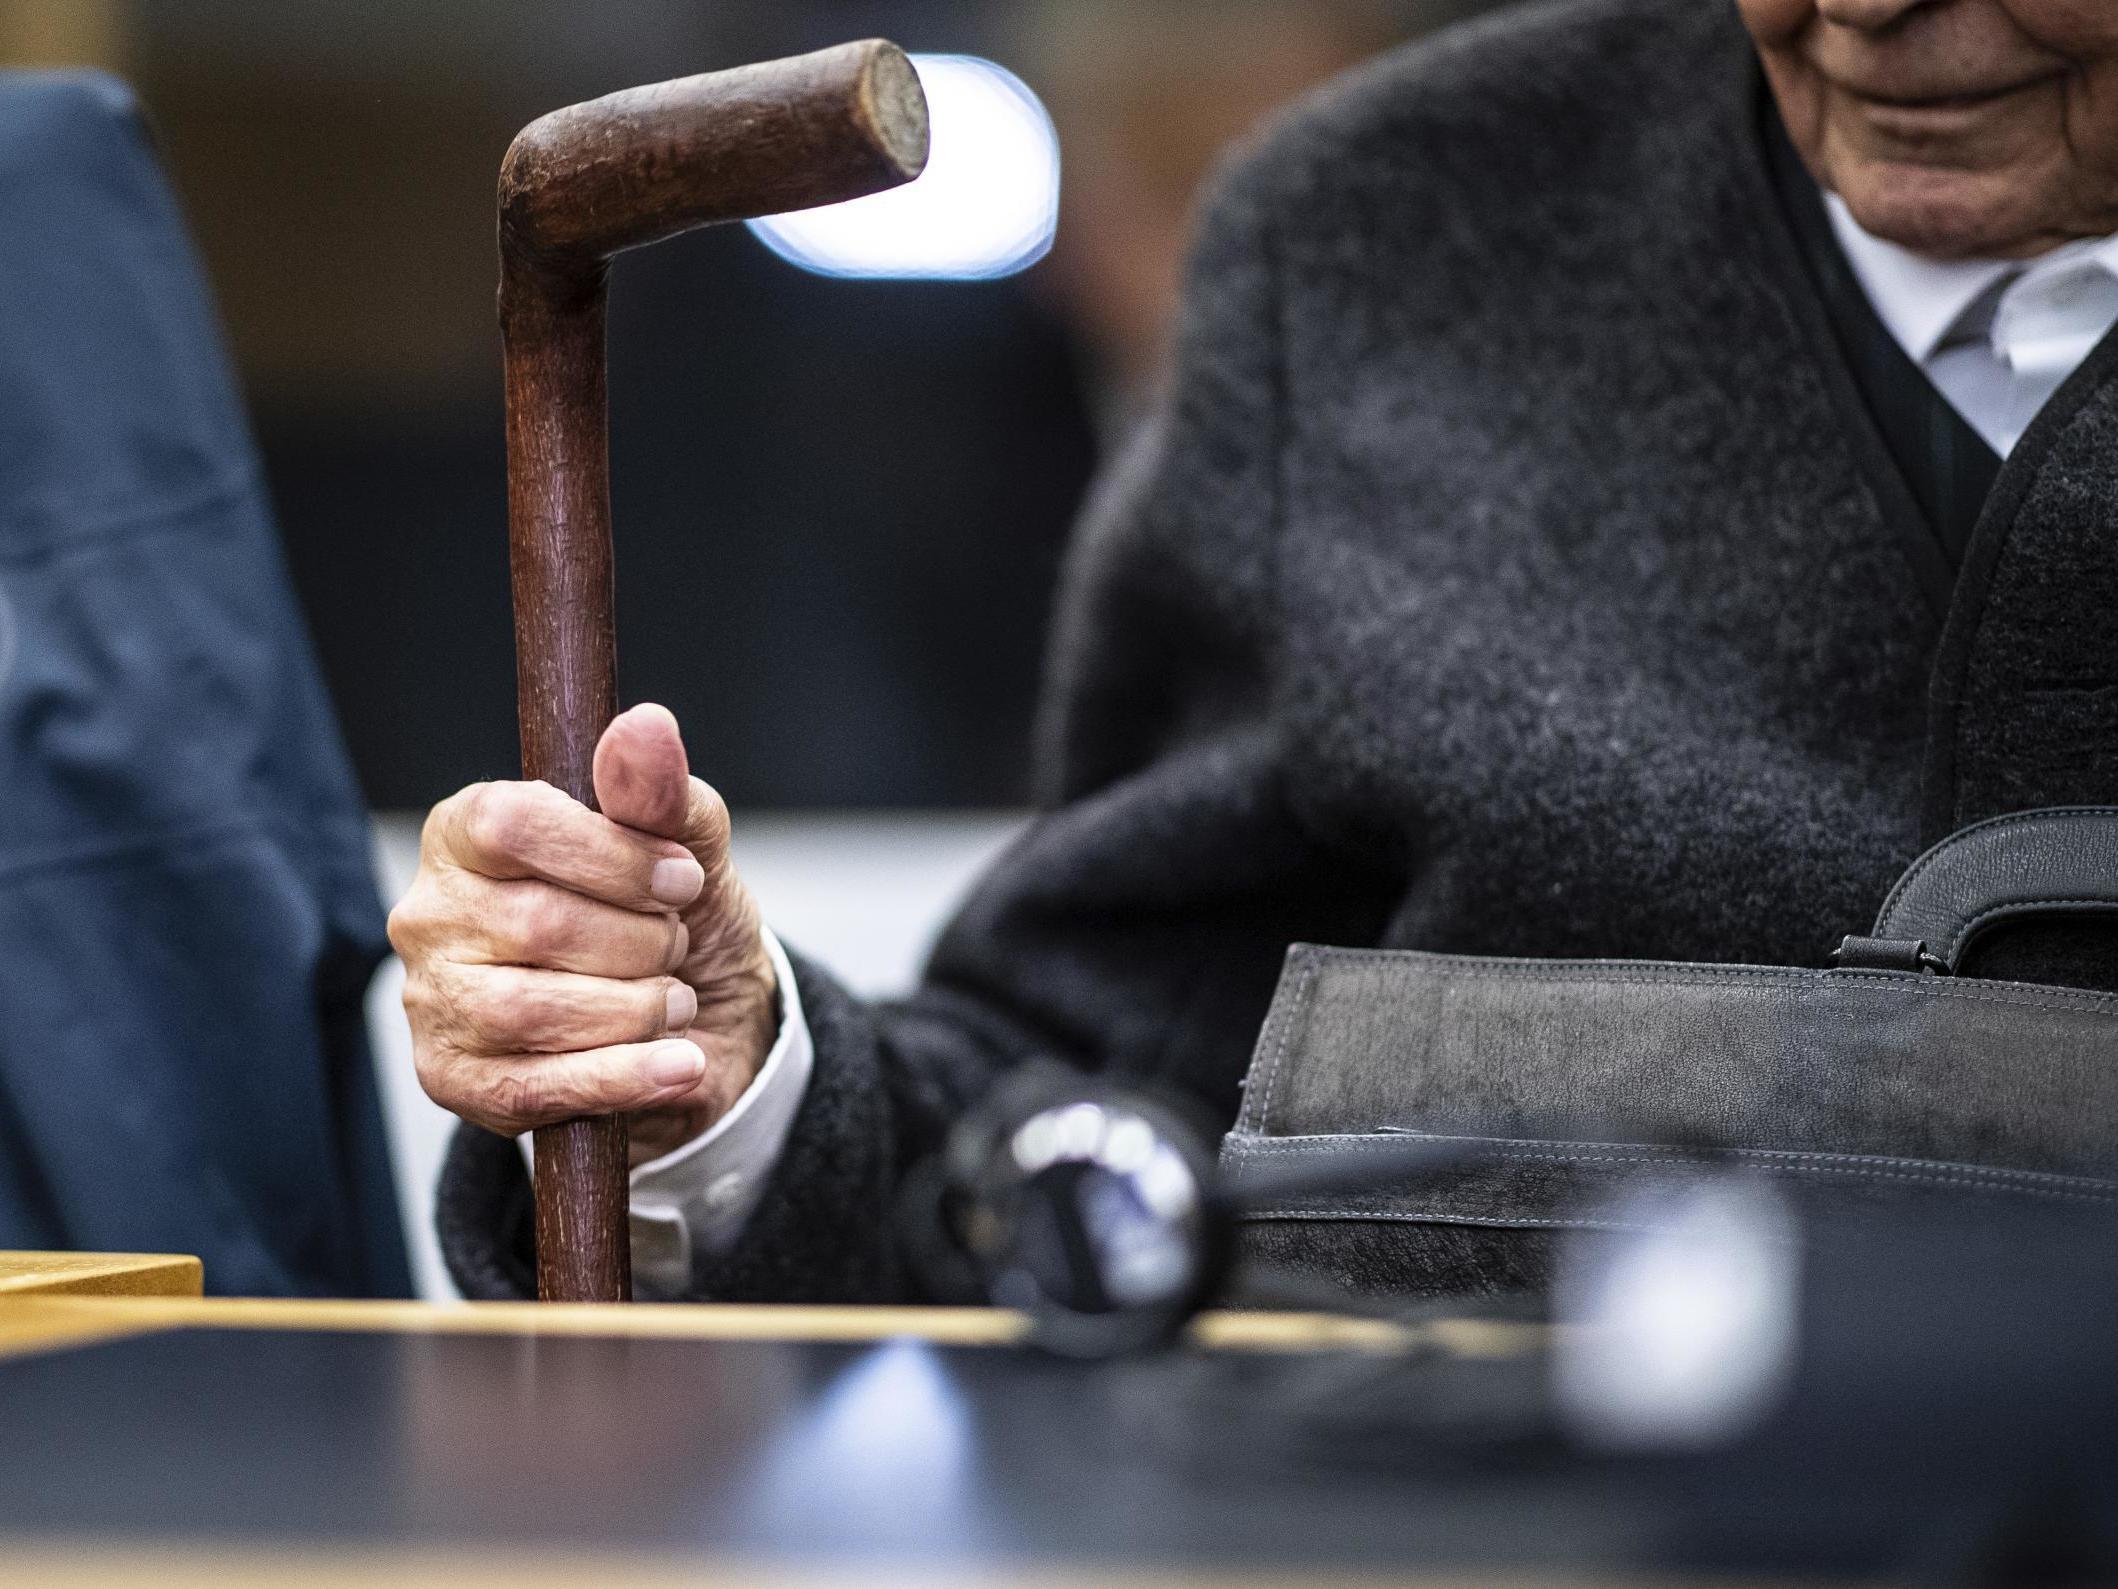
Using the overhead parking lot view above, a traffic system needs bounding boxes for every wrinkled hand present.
[388,703,776,1164]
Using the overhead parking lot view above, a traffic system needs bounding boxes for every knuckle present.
[386,872,450,951]
[412,1043,463,1111]
[422,785,477,855]
[384,896,423,959]
[407,967,492,1057]
[390,872,458,945]
[490,974,600,1052]
[464,782,541,867]
[453,971,531,1052]
[506,886,576,964]
[489,1068,554,1130]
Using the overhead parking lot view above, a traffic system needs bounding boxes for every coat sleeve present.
[438,141,1390,1303]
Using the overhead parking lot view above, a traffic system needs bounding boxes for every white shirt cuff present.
[627,926,814,1299]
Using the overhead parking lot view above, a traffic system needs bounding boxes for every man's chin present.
[1829,160,2063,261]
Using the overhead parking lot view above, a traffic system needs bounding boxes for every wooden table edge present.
[0,1541,1813,1589]
[0,1251,203,1299]
[0,1295,1538,1361]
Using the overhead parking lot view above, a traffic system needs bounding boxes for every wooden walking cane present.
[498,42,930,1302]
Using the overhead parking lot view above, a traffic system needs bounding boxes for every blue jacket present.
[0,71,408,1295]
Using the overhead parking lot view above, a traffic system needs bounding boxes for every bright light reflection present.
[748,54,1060,281]
[735,1341,983,1550]
[1554,1177,1800,1452]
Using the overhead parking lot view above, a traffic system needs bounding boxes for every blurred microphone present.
[897,1064,1480,1357]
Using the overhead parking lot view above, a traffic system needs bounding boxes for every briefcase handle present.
[1841,807,2118,974]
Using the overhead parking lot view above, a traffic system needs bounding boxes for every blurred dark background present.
[2,0,1510,810]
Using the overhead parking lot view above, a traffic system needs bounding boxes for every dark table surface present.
[0,1323,1653,1578]
[3,1261,2106,1589]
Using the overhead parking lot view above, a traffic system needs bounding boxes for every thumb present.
[593,703,707,844]
[594,704,767,1020]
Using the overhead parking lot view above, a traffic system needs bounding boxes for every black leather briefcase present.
[1218,807,2118,1299]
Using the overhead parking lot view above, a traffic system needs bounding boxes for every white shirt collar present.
[1824,192,2118,361]
[1823,194,2010,360]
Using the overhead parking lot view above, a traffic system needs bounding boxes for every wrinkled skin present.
[1742,0,2118,257]
[388,704,777,1164]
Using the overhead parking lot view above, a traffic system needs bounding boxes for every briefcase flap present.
[1220,945,2118,1240]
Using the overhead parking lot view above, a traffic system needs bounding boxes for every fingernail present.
[665,983,697,1034]
[646,1040,705,1088]
[650,856,705,906]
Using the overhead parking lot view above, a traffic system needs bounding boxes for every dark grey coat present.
[440,0,2118,1301]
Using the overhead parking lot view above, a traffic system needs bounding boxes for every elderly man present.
[393,0,2118,1300]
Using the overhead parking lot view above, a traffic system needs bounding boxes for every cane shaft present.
[504,286,632,1304]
